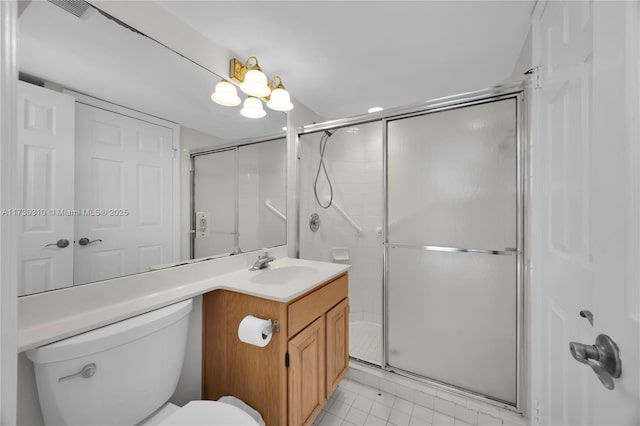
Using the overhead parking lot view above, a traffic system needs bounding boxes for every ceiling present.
[18,1,535,139]
[157,1,536,120]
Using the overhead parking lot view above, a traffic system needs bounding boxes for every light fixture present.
[266,76,294,112]
[368,107,384,113]
[241,97,266,119]
[211,55,294,118]
[210,80,241,106]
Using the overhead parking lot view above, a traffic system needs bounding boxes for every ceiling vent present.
[48,0,91,18]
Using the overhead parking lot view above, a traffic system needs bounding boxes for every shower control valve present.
[309,213,321,232]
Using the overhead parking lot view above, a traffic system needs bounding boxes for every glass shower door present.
[192,148,237,258]
[386,98,519,404]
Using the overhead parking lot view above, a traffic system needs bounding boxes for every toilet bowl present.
[26,299,260,426]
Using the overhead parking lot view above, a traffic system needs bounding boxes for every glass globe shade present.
[240,97,266,118]
[240,69,271,98]
[210,81,241,106]
[267,88,294,112]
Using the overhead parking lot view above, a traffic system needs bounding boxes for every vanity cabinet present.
[202,272,349,426]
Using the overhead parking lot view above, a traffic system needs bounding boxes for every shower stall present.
[296,84,525,409]
[191,136,287,259]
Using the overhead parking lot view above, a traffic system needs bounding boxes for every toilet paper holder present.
[262,319,280,339]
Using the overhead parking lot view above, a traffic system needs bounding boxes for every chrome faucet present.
[249,250,275,271]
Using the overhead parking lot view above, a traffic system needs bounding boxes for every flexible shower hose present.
[314,130,334,208]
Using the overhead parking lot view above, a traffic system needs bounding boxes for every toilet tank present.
[26,299,193,426]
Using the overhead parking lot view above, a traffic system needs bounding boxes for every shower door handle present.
[569,334,621,390]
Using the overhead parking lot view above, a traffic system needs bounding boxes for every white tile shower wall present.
[299,122,383,326]
[256,138,287,249]
[238,138,287,253]
[239,146,261,252]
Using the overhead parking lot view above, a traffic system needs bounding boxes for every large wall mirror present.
[16,1,287,296]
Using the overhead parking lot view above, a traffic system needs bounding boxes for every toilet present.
[26,299,260,426]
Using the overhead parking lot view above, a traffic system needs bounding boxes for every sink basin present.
[249,265,319,285]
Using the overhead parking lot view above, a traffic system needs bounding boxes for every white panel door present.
[74,103,175,285]
[16,82,75,295]
[533,1,640,424]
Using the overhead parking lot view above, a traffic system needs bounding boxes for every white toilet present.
[26,299,260,426]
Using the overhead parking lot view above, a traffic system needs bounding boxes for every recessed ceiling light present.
[368,107,383,113]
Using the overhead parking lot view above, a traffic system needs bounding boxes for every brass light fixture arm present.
[229,55,262,85]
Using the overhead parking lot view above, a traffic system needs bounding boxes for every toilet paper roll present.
[238,315,273,347]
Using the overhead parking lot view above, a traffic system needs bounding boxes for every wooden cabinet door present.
[325,298,349,397]
[288,316,325,426]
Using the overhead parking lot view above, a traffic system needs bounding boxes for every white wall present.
[506,29,532,83]
[17,353,42,426]
[0,2,18,423]
[170,295,203,407]
[299,122,384,324]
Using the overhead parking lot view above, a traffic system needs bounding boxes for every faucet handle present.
[259,249,270,259]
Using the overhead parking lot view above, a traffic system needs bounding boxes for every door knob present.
[45,239,70,248]
[78,237,102,246]
[569,334,621,390]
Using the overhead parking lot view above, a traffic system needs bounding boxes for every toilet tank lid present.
[26,299,193,364]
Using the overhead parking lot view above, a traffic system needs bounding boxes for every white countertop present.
[18,249,350,352]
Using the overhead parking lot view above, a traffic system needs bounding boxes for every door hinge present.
[524,65,541,89]
[285,352,290,368]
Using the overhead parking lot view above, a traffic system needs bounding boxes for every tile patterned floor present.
[312,378,525,426]
[349,321,382,365]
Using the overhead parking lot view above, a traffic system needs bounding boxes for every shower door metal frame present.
[190,146,239,259]
[294,81,527,413]
[190,132,286,259]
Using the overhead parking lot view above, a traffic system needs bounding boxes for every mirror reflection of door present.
[16,82,75,296]
[16,82,179,295]
[74,102,176,285]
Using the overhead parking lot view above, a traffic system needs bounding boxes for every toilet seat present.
[158,401,259,425]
